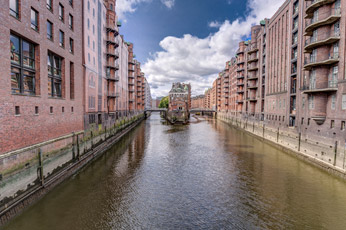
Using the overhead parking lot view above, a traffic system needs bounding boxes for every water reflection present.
[4,114,346,230]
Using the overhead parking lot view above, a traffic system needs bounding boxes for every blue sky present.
[116,0,285,98]
[119,0,248,63]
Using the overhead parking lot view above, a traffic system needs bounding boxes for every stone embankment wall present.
[217,112,346,179]
[0,114,145,226]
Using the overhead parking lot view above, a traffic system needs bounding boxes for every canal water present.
[3,114,346,230]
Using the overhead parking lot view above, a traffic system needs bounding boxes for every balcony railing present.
[237,75,244,79]
[306,0,337,15]
[304,52,339,69]
[106,62,119,70]
[305,30,340,50]
[305,8,341,34]
[106,74,119,81]
[248,44,259,54]
[301,79,338,93]
[107,92,120,98]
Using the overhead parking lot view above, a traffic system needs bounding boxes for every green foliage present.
[159,96,169,108]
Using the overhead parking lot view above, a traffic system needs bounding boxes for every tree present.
[159,96,169,108]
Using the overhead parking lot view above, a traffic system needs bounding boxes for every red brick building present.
[191,95,205,109]
[213,0,346,148]
[0,0,84,154]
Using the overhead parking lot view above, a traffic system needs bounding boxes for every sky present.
[116,0,286,98]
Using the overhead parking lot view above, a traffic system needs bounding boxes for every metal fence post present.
[334,141,338,166]
[37,148,44,186]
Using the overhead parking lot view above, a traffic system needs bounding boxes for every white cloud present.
[208,21,222,28]
[161,0,175,9]
[116,0,175,20]
[143,0,286,98]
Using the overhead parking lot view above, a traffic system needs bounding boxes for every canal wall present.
[0,114,145,226]
[217,113,346,179]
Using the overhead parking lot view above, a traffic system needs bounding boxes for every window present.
[93,8,95,17]
[47,21,53,40]
[293,1,299,15]
[48,52,62,98]
[47,0,52,11]
[293,17,298,30]
[87,19,90,29]
[87,36,90,47]
[308,118,310,126]
[59,30,64,47]
[87,1,90,11]
[69,38,73,53]
[59,4,64,21]
[69,0,73,7]
[93,25,95,34]
[35,106,39,115]
[69,14,73,30]
[342,121,345,131]
[70,62,74,99]
[31,8,39,31]
[93,41,95,51]
[308,95,314,109]
[301,118,304,125]
[331,94,336,110]
[71,107,74,112]
[342,95,346,110]
[331,120,335,128]
[88,53,90,63]
[10,0,19,18]
[334,22,340,36]
[310,49,317,63]
[333,43,339,58]
[292,32,298,45]
[62,107,65,113]
[309,70,316,89]
[50,106,53,114]
[10,34,36,95]
[15,106,20,115]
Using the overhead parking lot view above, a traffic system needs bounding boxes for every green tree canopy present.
[159,96,169,108]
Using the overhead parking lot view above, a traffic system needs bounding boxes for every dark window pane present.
[23,71,35,94]
[23,41,35,69]
[31,9,38,31]
[47,21,53,40]
[10,35,20,64]
[48,77,52,95]
[11,67,20,93]
[53,79,62,97]
[10,0,18,18]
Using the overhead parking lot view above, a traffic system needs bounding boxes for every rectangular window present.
[69,0,73,7]
[10,0,19,18]
[342,121,345,131]
[15,106,20,115]
[331,120,335,128]
[31,8,39,31]
[35,106,39,115]
[47,0,52,11]
[70,62,74,99]
[47,20,53,40]
[48,52,62,98]
[69,14,73,30]
[69,38,74,53]
[331,94,336,110]
[10,34,36,95]
[342,95,346,110]
[50,106,53,114]
[59,30,64,47]
[309,95,314,109]
[59,3,64,21]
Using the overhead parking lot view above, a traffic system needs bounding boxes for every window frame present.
[10,34,36,95]
[46,0,53,11]
[10,0,19,19]
[59,3,64,22]
[59,30,65,48]
[48,52,63,98]
[68,14,73,30]
[31,8,39,31]
[47,20,53,40]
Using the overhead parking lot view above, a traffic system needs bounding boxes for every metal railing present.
[305,30,340,47]
[306,8,341,28]
[304,52,339,65]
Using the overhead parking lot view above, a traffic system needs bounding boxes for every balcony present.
[247,75,258,80]
[304,31,340,52]
[107,92,119,98]
[106,36,116,45]
[248,57,259,63]
[106,62,119,70]
[129,99,134,102]
[305,8,341,35]
[237,82,244,86]
[248,44,259,54]
[237,89,244,94]
[303,53,339,70]
[129,65,135,72]
[106,49,119,58]
[106,22,118,35]
[247,66,259,72]
[237,68,245,72]
[128,81,134,86]
[248,97,258,102]
[305,0,337,17]
[236,100,244,104]
[106,74,119,82]
[237,75,244,79]
[247,84,258,89]
[301,80,338,93]
[236,49,244,55]
[224,85,229,88]
[237,60,245,65]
